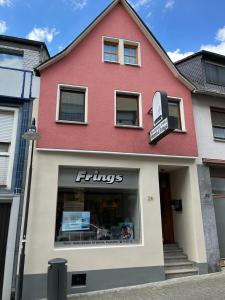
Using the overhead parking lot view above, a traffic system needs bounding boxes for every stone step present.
[164,252,188,258]
[164,249,183,254]
[164,255,188,263]
[165,261,194,270]
[165,268,198,279]
[163,243,179,249]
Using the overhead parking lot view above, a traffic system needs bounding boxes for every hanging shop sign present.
[150,91,177,144]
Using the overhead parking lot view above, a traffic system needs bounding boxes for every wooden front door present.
[159,173,174,244]
[0,203,11,300]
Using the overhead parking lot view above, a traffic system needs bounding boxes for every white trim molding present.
[56,84,88,124]
[36,147,197,160]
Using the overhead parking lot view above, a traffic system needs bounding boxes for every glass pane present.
[104,44,117,54]
[124,56,136,65]
[213,127,225,139]
[168,101,181,130]
[55,188,140,245]
[205,63,219,84]
[124,47,136,57]
[211,177,225,194]
[0,52,23,69]
[59,89,85,122]
[104,53,117,62]
[116,95,138,126]
[218,65,225,85]
[211,111,225,127]
[0,142,10,153]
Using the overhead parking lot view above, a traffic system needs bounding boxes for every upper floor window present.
[205,62,225,86]
[0,108,17,188]
[124,44,138,65]
[168,98,182,130]
[103,37,141,67]
[104,41,118,63]
[0,50,23,69]
[57,85,87,124]
[211,108,225,140]
[115,92,142,127]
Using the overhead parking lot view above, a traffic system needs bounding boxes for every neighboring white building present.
[0,35,49,300]
[177,50,225,272]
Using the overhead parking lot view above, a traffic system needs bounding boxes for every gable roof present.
[35,0,195,90]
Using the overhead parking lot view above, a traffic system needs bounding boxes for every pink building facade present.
[23,1,207,299]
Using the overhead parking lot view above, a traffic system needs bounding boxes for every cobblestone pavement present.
[70,272,225,300]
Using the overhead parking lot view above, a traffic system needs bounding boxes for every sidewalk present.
[70,272,225,300]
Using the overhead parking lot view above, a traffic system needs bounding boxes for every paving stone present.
[69,272,225,300]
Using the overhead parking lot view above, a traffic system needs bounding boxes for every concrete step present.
[164,249,183,255]
[164,253,188,259]
[164,255,188,263]
[165,268,198,279]
[165,261,194,270]
[163,243,180,249]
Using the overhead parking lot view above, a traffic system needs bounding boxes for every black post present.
[16,139,34,300]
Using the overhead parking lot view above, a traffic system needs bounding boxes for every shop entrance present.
[159,173,174,244]
[0,203,11,300]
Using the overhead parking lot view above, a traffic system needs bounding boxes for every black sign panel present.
[150,91,177,144]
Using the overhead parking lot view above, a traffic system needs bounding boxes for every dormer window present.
[205,62,225,86]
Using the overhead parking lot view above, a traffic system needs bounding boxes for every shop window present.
[211,108,225,140]
[58,86,87,123]
[124,44,138,65]
[0,50,23,69]
[116,92,141,127]
[168,98,182,130]
[104,40,118,63]
[55,168,140,246]
[205,62,225,86]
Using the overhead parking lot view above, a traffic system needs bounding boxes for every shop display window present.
[55,188,140,246]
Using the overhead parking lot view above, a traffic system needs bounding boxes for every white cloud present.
[64,0,87,10]
[167,49,194,62]
[165,0,175,10]
[0,0,12,7]
[200,26,225,56]
[129,0,152,10]
[26,27,59,43]
[0,20,7,34]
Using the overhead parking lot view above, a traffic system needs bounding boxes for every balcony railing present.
[0,66,35,100]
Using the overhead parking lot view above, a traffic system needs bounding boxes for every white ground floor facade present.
[23,150,208,300]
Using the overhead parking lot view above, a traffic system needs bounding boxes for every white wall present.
[193,94,225,160]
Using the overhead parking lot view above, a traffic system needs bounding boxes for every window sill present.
[104,60,120,65]
[56,120,88,125]
[173,129,187,134]
[214,138,225,143]
[115,125,143,130]
[124,63,141,68]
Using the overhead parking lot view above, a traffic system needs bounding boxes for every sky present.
[0,0,225,62]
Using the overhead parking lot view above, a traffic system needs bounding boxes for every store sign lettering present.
[75,170,124,184]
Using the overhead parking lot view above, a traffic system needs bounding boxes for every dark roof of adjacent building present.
[176,50,225,97]
[0,34,50,57]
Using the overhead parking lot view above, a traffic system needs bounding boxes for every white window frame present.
[167,96,186,132]
[0,107,18,189]
[56,84,88,125]
[114,90,143,129]
[123,39,141,67]
[102,36,141,67]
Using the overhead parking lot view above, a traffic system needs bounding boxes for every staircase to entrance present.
[164,243,199,279]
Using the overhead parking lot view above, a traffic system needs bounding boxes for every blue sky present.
[0,0,225,61]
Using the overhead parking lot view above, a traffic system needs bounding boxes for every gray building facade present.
[0,35,49,300]
[176,51,225,272]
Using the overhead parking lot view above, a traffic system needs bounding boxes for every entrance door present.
[159,173,174,244]
[0,203,11,300]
